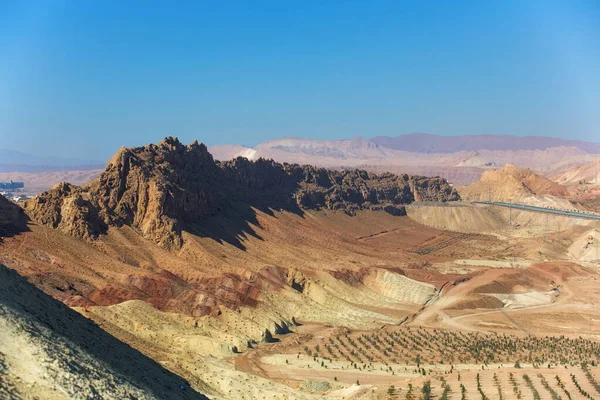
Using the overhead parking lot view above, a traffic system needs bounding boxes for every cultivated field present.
[237,323,600,399]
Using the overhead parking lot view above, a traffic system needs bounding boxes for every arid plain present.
[1,138,600,399]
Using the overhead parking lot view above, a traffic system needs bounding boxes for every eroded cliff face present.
[25,138,221,248]
[24,137,460,248]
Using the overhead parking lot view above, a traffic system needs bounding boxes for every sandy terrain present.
[2,187,600,398]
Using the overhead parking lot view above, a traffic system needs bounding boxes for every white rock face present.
[568,229,600,263]
[489,290,559,309]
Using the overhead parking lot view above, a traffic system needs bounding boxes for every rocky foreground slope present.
[24,137,459,249]
[0,263,207,399]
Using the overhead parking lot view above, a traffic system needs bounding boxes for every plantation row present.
[378,371,600,399]
[303,327,600,366]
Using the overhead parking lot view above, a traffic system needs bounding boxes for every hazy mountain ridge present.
[0,170,104,196]
[371,133,600,153]
[257,136,388,159]
[209,135,599,186]
[7,134,600,194]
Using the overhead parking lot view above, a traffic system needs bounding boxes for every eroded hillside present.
[0,264,207,399]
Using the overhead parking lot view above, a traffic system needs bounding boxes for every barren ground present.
[2,203,600,399]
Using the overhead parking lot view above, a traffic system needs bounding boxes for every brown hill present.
[552,158,600,187]
[550,158,600,211]
[4,201,470,326]
[458,164,570,203]
[24,137,459,249]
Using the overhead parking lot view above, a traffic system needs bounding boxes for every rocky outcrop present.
[0,194,27,237]
[24,137,460,248]
[458,163,569,202]
[220,158,459,215]
[24,183,106,240]
[26,139,221,248]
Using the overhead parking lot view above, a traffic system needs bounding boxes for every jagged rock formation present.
[221,157,458,213]
[25,137,459,249]
[0,194,27,237]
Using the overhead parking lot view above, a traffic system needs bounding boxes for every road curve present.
[473,201,600,220]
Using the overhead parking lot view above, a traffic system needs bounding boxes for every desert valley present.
[0,135,599,399]
[3,0,600,398]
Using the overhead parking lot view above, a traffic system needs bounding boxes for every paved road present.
[473,201,600,221]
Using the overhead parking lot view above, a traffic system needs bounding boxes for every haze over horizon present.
[1,1,599,160]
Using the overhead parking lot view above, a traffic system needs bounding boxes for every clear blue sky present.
[1,0,599,160]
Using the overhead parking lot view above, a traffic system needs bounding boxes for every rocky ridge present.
[24,137,459,249]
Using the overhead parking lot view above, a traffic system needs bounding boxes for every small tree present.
[421,380,432,400]
[387,385,396,396]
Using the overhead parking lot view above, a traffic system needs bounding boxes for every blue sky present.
[1,1,599,160]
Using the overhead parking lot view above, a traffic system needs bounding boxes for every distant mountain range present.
[211,134,600,160]
[208,134,600,186]
[370,133,600,154]
[4,134,600,190]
